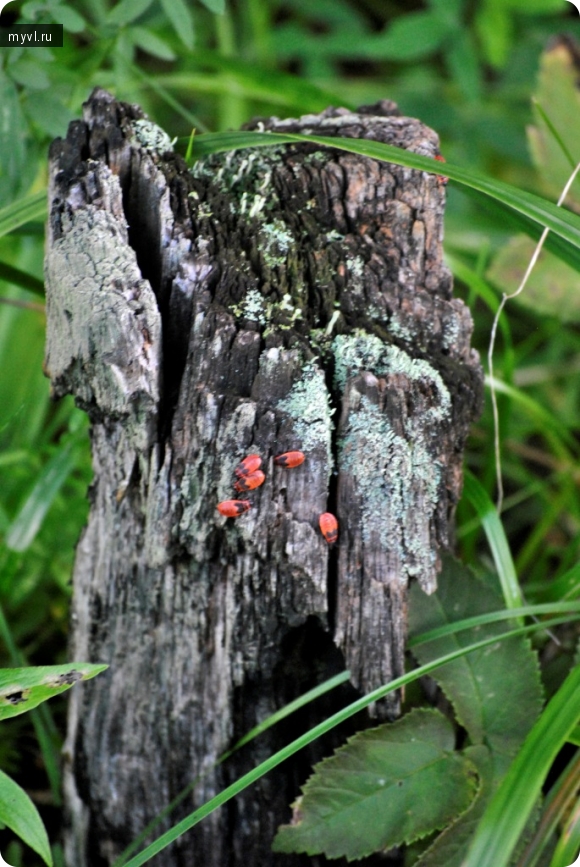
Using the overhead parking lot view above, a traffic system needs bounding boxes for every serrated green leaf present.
[527,41,580,209]
[487,235,580,324]
[106,0,155,26]
[0,769,52,866]
[198,0,225,14]
[5,443,77,552]
[408,555,543,754]
[0,663,108,720]
[131,25,175,60]
[273,709,478,861]
[462,664,580,867]
[160,0,194,49]
[414,745,493,867]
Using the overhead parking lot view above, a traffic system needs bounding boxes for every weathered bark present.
[45,89,482,867]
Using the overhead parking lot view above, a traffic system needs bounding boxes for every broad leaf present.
[527,40,580,208]
[408,555,544,866]
[408,555,543,756]
[160,0,194,49]
[272,709,478,861]
[0,769,52,866]
[0,663,108,720]
[462,664,580,867]
[487,236,580,324]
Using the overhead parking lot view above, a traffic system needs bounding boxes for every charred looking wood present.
[45,88,483,867]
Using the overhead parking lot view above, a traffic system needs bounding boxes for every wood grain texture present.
[45,89,482,866]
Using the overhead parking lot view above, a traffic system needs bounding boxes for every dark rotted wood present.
[45,89,482,867]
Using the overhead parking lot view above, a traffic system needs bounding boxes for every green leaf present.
[527,40,580,209]
[24,90,76,138]
[160,0,194,49]
[487,235,580,324]
[52,3,87,32]
[131,26,175,60]
[0,769,52,866]
[119,616,574,867]
[106,0,155,26]
[462,473,524,610]
[0,191,46,239]
[272,709,478,860]
[8,58,51,90]
[5,443,78,552]
[408,556,543,867]
[189,130,580,262]
[462,663,580,867]
[0,663,108,720]
[0,71,26,202]
[367,11,451,60]
[0,261,44,296]
[198,0,225,14]
[409,555,543,755]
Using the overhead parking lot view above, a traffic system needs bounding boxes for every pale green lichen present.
[259,219,294,269]
[332,331,450,589]
[332,331,450,423]
[190,147,285,217]
[338,395,440,580]
[130,119,173,155]
[277,362,334,473]
[230,288,267,325]
[388,313,414,344]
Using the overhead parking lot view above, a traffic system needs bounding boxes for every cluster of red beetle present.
[217,451,339,545]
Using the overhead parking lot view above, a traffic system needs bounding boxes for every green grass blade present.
[0,192,46,239]
[462,663,580,867]
[463,471,524,609]
[112,670,352,867]
[120,615,580,867]
[0,262,45,296]
[189,131,580,254]
[5,443,77,552]
[408,600,580,647]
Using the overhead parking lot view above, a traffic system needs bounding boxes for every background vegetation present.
[1,0,580,864]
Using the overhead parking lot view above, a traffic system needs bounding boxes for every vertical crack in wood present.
[45,90,483,866]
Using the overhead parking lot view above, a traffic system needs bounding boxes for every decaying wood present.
[45,88,482,866]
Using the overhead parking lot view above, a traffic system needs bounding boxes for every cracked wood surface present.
[45,88,482,867]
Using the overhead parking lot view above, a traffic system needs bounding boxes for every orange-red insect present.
[234,454,262,477]
[233,470,266,493]
[274,450,305,468]
[434,154,448,185]
[217,500,251,517]
[319,512,338,545]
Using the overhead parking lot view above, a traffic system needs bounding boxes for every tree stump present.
[45,88,483,867]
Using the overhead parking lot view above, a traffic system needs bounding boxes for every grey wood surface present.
[45,89,482,867]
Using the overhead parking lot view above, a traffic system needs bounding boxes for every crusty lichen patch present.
[277,361,334,474]
[129,119,173,155]
[333,332,451,591]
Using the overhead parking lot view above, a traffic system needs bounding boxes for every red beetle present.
[233,470,266,493]
[319,512,338,545]
[234,454,262,478]
[274,450,305,468]
[434,154,448,185]
[217,500,251,517]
